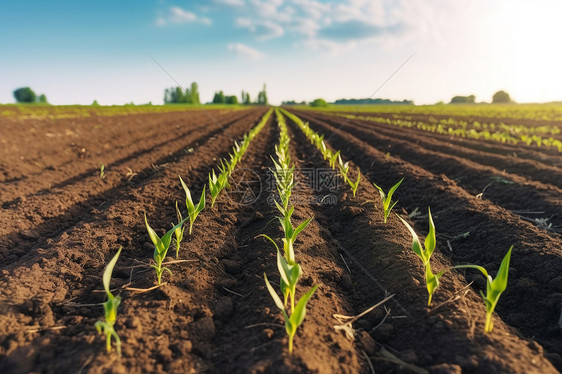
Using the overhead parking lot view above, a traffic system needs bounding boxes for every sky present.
[1,0,561,105]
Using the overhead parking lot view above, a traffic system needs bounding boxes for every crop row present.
[280,108,361,196]
[282,110,515,335]
[260,108,317,353]
[93,107,516,358]
[308,103,562,122]
[94,109,273,355]
[335,113,562,151]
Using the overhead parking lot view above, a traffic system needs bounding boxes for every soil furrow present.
[285,109,562,369]
[0,109,268,373]
[0,110,250,204]
[297,111,562,232]
[316,111,562,188]
[285,111,558,373]
[320,110,562,166]
[0,109,265,266]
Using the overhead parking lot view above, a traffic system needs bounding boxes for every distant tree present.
[257,84,268,105]
[243,91,251,105]
[226,95,238,104]
[310,98,328,107]
[92,100,100,106]
[13,87,37,103]
[449,95,476,104]
[492,90,512,103]
[190,82,200,104]
[38,94,48,104]
[212,91,226,104]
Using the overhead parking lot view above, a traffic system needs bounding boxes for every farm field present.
[1,105,561,373]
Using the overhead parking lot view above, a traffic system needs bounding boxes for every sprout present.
[179,176,206,235]
[277,207,312,264]
[264,273,318,354]
[454,246,513,332]
[348,170,361,197]
[397,208,447,306]
[100,164,105,180]
[145,214,187,285]
[173,201,185,258]
[95,247,122,357]
[373,178,403,223]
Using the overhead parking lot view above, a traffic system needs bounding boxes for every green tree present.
[13,87,36,103]
[310,98,328,107]
[226,95,238,104]
[212,91,226,104]
[492,90,511,103]
[38,94,48,104]
[257,84,268,105]
[190,82,200,104]
[450,95,475,104]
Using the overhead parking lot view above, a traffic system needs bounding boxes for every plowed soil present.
[0,107,561,373]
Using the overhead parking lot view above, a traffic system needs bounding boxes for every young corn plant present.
[260,235,303,311]
[173,201,186,258]
[348,169,361,197]
[278,206,312,265]
[95,247,122,357]
[454,246,513,333]
[397,208,447,306]
[145,214,187,285]
[373,178,404,223]
[209,169,229,208]
[264,273,318,354]
[179,176,206,234]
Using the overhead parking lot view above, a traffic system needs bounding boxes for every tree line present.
[165,82,268,105]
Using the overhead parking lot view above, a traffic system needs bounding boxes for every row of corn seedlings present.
[283,109,513,334]
[261,108,317,354]
[280,108,361,196]
[94,109,273,356]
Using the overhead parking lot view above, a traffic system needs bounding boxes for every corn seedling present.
[373,178,403,223]
[145,214,187,284]
[397,208,447,306]
[95,247,122,357]
[209,169,229,208]
[348,169,361,197]
[264,273,318,354]
[179,176,206,235]
[100,164,105,180]
[277,206,312,264]
[173,201,186,258]
[454,246,513,332]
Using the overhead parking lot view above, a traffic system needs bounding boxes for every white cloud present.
[228,43,265,60]
[157,6,213,26]
[236,18,285,40]
[214,0,245,6]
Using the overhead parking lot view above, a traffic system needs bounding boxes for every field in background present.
[0,106,560,373]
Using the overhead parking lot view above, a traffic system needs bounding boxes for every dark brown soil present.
[0,107,560,373]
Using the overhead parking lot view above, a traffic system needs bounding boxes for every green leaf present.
[373,182,386,201]
[397,215,424,260]
[264,273,285,311]
[425,208,436,258]
[102,247,122,297]
[289,285,318,329]
[386,178,403,206]
[490,246,512,293]
[144,214,162,249]
[292,217,313,241]
[179,175,195,212]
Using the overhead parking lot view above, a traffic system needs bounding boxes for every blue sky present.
[1,0,561,105]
